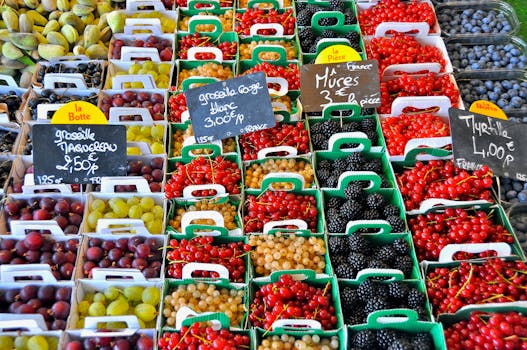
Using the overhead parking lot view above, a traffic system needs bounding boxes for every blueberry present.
[513,182,523,192]
[506,190,518,200]
[519,192,527,202]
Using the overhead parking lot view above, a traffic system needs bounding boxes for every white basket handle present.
[175,307,222,331]
[182,136,223,154]
[375,22,430,37]
[124,18,163,35]
[249,23,284,37]
[271,319,322,330]
[99,176,152,193]
[112,75,156,90]
[127,141,153,155]
[0,264,58,283]
[10,220,65,236]
[181,210,225,233]
[263,219,308,233]
[0,314,48,332]
[43,73,88,89]
[120,47,161,62]
[390,96,452,116]
[416,199,490,214]
[182,184,226,199]
[95,218,151,235]
[438,243,512,262]
[126,0,166,11]
[266,77,288,96]
[109,107,154,123]
[181,262,229,279]
[257,146,297,159]
[83,316,140,335]
[91,268,147,281]
[37,103,63,120]
[22,182,73,194]
[383,63,441,78]
[187,47,223,62]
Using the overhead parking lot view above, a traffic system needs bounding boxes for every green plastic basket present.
[173,60,237,91]
[175,31,239,62]
[239,36,301,62]
[243,155,316,189]
[253,325,346,350]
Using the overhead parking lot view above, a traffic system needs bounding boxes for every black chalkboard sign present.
[184,72,276,143]
[449,108,527,181]
[300,60,381,113]
[33,124,127,184]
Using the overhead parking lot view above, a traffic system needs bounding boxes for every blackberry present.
[342,121,360,132]
[383,204,401,217]
[345,31,361,47]
[321,120,341,135]
[387,215,406,233]
[328,235,349,255]
[362,159,383,173]
[388,282,410,300]
[413,333,433,350]
[304,4,319,15]
[361,118,377,133]
[344,182,363,200]
[319,17,337,27]
[309,120,324,134]
[344,9,357,25]
[326,196,343,210]
[362,108,375,116]
[326,208,340,221]
[394,255,414,277]
[393,238,410,254]
[388,338,413,350]
[348,233,372,253]
[340,199,362,221]
[346,312,366,326]
[329,0,345,11]
[334,263,355,279]
[376,329,398,349]
[296,2,306,12]
[311,133,328,150]
[376,245,396,263]
[309,43,318,54]
[326,175,339,188]
[345,152,365,165]
[366,193,386,210]
[321,29,337,39]
[296,10,312,26]
[334,158,349,172]
[368,258,390,270]
[339,286,359,311]
[364,296,389,314]
[415,306,429,320]
[317,168,332,183]
[363,209,381,220]
[318,159,332,171]
[330,254,347,267]
[327,216,347,233]
[347,252,368,271]
[356,279,375,302]
[373,282,389,299]
[407,289,426,309]
[380,175,392,188]
[366,130,378,144]
[352,330,376,349]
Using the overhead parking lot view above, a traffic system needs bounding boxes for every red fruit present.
[24,231,44,250]
[33,208,51,220]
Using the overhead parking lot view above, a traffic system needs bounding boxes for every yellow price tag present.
[469,100,508,120]
[51,101,108,124]
[315,45,362,64]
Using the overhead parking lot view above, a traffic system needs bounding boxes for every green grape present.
[129,63,141,74]
[90,199,106,212]
[123,285,144,302]
[87,210,103,230]
[106,322,128,328]
[135,303,157,322]
[142,286,160,306]
[104,286,121,301]
[0,335,14,349]
[158,63,171,75]
[151,142,165,154]
[47,337,58,350]
[150,71,159,80]
[146,220,162,234]
[127,147,141,155]
[143,61,155,71]
[107,298,130,316]
[152,205,164,219]
[141,212,155,223]
[127,196,141,206]
[84,292,95,302]
[27,335,49,350]
[14,335,28,350]
[150,124,165,141]
[76,318,85,328]
[129,205,143,219]
[114,201,130,218]
[140,197,155,211]
[104,211,119,219]
[93,292,106,304]
[137,318,146,328]
[140,126,152,139]
[88,301,106,316]
[130,81,144,89]
[145,320,157,328]
[127,125,140,136]
[109,198,125,211]
[78,300,91,315]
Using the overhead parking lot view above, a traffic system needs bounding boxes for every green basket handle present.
[311,11,346,29]
[181,76,220,91]
[178,307,231,330]
[315,38,356,54]
[247,0,281,8]
[366,309,420,328]
[274,110,292,123]
[447,302,527,321]
[270,269,317,282]
[251,45,288,64]
[180,143,222,160]
[336,171,382,192]
[322,103,362,119]
[188,0,221,11]
[261,172,305,191]
[184,224,230,237]
[328,132,372,153]
[354,268,405,283]
[345,220,393,235]
[181,210,227,234]
[188,14,223,36]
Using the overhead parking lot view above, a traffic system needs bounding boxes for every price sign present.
[184,72,276,143]
[449,108,527,181]
[300,60,381,113]
[33,124,127,184]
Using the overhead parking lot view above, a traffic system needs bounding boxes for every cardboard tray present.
[99,88,168,123]
[169,122,240,158]
[108,33,175,62]
[253,325,346,350]
[104,61,175,90]
[0,75,28,124]
[63,328,156,349]
[0,315,62,349]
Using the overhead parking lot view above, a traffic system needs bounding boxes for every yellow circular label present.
[51,101,108,124]
[469,100,508,120]
[315,45,362,64]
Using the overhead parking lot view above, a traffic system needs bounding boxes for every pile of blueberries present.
[437,8,515,35]
[448,42,527,70]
